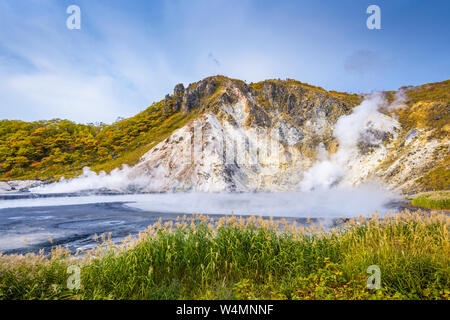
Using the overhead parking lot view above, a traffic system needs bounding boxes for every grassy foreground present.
[0,210,448,300]
[411,191,450,210]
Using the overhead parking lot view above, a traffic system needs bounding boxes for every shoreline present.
[0,201,348,256]
[0,197,439,256]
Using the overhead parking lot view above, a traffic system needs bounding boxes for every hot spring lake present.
[0,189,406,254]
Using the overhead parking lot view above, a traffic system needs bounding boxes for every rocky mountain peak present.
[128,77,448,194]
[173,83,185,95]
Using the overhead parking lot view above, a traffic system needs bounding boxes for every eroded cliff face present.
[128,76,448,194]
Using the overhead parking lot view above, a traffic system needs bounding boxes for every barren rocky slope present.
[126,76,449,194]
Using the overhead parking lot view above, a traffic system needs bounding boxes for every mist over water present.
[2,184,400,218]
[125,184,400,218]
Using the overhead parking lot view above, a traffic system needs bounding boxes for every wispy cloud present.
[0,1,184,123]
[344,50,390,77]
[208,53,221,67]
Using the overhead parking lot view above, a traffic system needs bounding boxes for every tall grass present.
[0,210,448,300]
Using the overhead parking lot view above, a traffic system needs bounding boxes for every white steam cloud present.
[299,92,403,191]
[387,89,407,112]
[31,166,150,194]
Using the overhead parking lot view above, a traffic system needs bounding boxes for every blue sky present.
[0,0,449,123]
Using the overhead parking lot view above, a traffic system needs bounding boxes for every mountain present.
[0,76,448,194]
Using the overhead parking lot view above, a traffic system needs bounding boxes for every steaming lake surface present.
[0,189,403,254]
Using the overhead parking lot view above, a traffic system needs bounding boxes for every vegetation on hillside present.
[416,155,450,191]
[0,210,448,300]
[404,80,450,104]
[397,80,449,191]
[0,101,198,181]
[395,79,450,139]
